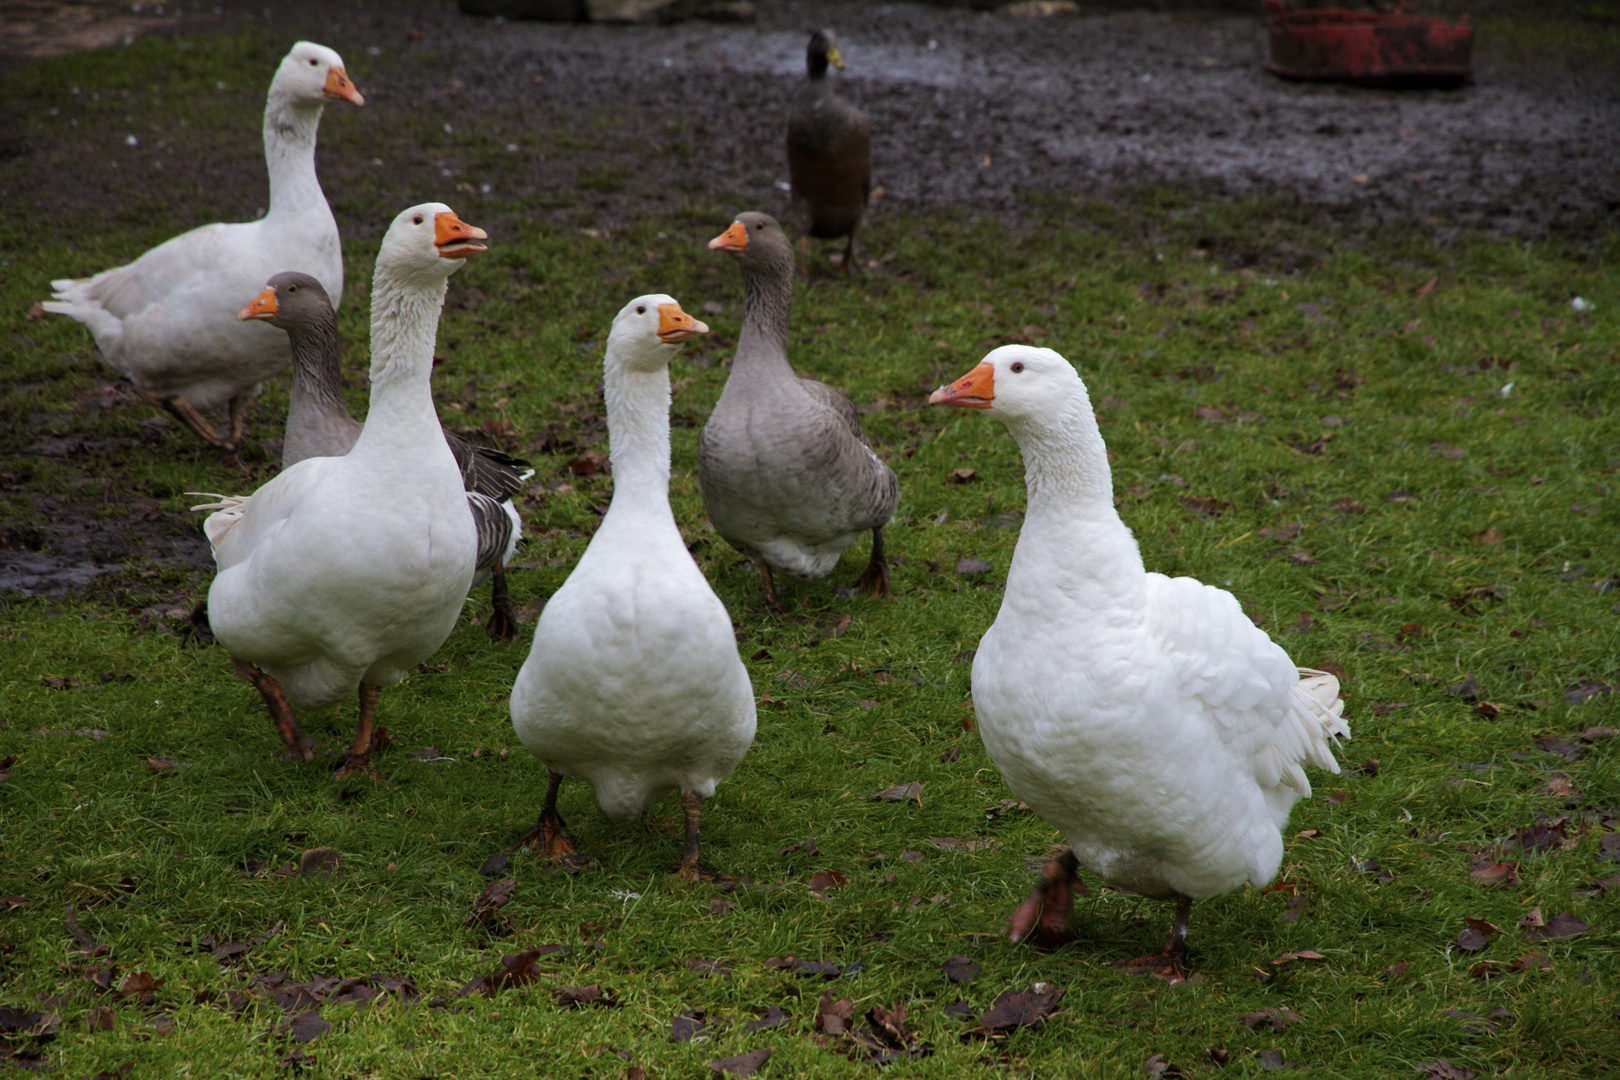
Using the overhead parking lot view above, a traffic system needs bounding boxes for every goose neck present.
[286,318,347,410]
[262,94,326,222]
[1007,396,1116,521]
[351,270,448,450]
[733,259,795,382]
[602,359,673,511]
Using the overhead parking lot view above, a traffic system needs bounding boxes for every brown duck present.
[786,29,872,273]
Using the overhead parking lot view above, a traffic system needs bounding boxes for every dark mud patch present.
[1,386,218,598]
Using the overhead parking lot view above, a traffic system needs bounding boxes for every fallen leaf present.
[1508,952,1552,972]
[743,1004,787,1033]
[1415,276,1439,298]
[779,839,819,857]
[815,989,855,1034]
[1269,950,1326,965]
[469,878,516,932]
[554,984,614,1008]
[1242,1007,1305,1031]
[942,955,981,984]
[297,848,342,877]
[807,870,847,894]
[86,1004,116,1032]
[1565,680,1615,705]
[1474,527,1503,546]
[1456,916,1500,952]
[708,1047,772,1076]
[64,904,109,957]
[871,782,921,805]
[955,557,992,575]
[1257,1050,1295,1071]
[1447,675,1483,701]
[766,956,841,979]
[116,971,165,999]
[1542,774,1579,798]
[975,984,1063,1032]
[948,468,977,484]
[1469,862,1519,888]
[1524,912,1590,941]
[280,1009,330,1044]
[145,756,179,774]
[1385,960,1411,979]
[461,949,544,998]
[672,1008,723,1043]
[479,853,511,877]
[1358,758,1380,777]
[1580,726,1618,742]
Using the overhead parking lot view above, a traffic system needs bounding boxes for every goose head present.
[806,30,846,79]
[238,271,333,328]
[929,345,1084,423]
[607,294,708,372]
[273,41,364,108]
[708,212,794,275]
[377,203,488,286]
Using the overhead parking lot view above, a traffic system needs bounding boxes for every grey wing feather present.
[442,428,535,501]
[799,377,898,530]
[467,492,515,573]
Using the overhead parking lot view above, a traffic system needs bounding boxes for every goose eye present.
[288,284,298,293]
[412,215,423,225]
[635,305,646,315]
[1011,362,1025,373]
[308,59,319,66]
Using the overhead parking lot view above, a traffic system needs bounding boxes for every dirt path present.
[4,1,1617,240]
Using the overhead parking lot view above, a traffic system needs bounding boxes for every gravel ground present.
[3,0,1617,240]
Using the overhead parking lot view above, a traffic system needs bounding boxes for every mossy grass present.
[3,29,1619,1080]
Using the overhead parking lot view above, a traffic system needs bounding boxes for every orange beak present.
[928,362,995,408]
[657,303,709,344]
[708,221,748,254]
[238,286,279,322]
[435,212,488,259]
[323,66,365,106]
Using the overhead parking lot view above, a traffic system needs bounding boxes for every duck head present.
[708,212,794,274]
[807,30,846,79]
[608,294,709,372]
[273,41,364,107]
[238,271,333,328]
[377,202,488,285]
[929,345,1083,422]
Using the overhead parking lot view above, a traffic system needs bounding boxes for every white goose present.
[197,203,486,777]
[510,295,757,879]
[930,345,1348,981]
[45,41,363,450]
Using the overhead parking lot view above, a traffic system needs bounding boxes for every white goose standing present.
[930,345,1347,980]
[197,203,486,777]
[510,295,756,879]
[45,41,363,449]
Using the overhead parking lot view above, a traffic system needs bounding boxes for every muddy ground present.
[2,0,1617,596]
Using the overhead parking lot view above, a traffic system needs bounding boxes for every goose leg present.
[759,562,791,613]
[484,560,518,643]
[226,394,251,451]
[798,234,811,281]
[136,387,230,449]
[841,230,860,275]
[1008,849,1081,947]
[333,682,383,780]
[671,789,704,882]
[230,656,312,761]
[854,526,890,598]
[1116,894,1193,984]
[514,769,579,858]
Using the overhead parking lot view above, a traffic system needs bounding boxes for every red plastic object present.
[1264,0,1474,87]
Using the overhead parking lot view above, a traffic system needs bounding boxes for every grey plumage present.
[698,213,897,602]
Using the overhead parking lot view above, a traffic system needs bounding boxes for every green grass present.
[4,41,1620,1080]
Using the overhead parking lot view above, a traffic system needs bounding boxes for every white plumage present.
[197,203,484,773]
[44,41,362,448]
[931,344,1347,976]
[510,295,756,877]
